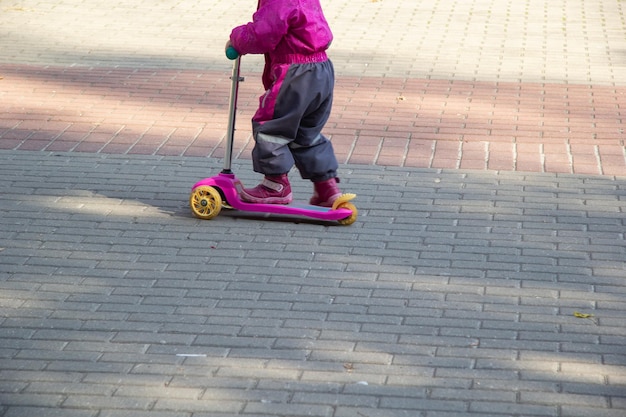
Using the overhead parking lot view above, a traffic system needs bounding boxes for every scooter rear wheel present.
[190,186,222,220]
[336,202,358,225]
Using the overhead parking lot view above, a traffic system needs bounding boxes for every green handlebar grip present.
[226,46,239,60]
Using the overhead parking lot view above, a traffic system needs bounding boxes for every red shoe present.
[240,174,292,204]
[309,178,342,207]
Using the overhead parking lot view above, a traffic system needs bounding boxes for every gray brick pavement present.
[1,150,625,416]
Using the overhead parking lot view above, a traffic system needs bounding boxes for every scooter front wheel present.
[190,186,222,220]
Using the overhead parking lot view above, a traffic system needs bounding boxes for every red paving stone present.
[1,63,624,176]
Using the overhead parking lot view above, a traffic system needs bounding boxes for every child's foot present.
[240,174,292,204]
[309,178,342,207]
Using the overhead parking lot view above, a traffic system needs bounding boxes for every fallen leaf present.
[573,311,598,324]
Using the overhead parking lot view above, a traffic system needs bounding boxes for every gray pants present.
[251,60,338,182]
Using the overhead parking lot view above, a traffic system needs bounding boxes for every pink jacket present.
[230,0,333,88]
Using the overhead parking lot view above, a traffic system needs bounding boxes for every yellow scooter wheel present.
[336,202,358,225]
[333,194,358,226]
[190,186,222,220]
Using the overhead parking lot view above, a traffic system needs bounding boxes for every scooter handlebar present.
[226,46,240,60]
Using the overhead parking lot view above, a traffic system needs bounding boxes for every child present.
[226,0,344,206]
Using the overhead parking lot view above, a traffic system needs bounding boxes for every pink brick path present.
[1,64,624,176]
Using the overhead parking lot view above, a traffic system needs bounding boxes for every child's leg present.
[249,63,297,177]
[287,60,343,206]
[284,60,339,182]
[240,64,307,204]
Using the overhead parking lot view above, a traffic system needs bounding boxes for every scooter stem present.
[222,55,241,174]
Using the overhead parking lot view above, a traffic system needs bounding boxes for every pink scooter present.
[189,48,357,225]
